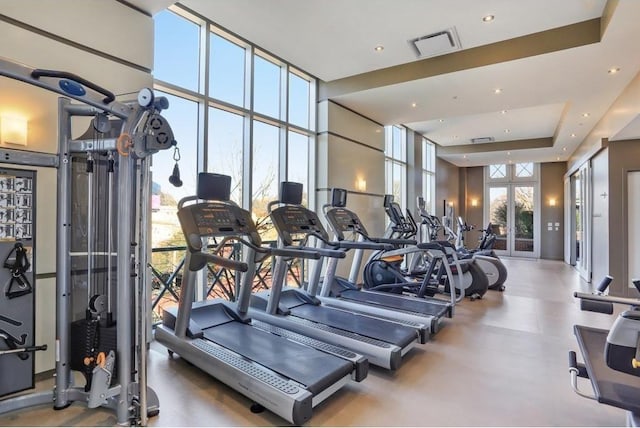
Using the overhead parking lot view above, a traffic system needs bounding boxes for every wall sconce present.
[549,198,557,207]
[0,115,28,146]
[470,198,478,207]
[355,178,367,192]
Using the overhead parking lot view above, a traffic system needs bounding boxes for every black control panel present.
[270,205,329,246]
[324,208,369,241]
[178,201,260,253]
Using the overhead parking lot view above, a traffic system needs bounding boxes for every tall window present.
[151,6,316,311]
[385,126,407,210]
[421,138,436,214]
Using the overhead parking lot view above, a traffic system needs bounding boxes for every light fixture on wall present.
[0,115,28,146]
[471,198,478,207]
[355,178,367,192]
[549,198,557,207]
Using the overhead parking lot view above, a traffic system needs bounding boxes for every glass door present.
[487,184,538,257]
[570,163,590,281]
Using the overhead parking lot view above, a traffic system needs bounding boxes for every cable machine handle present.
[31,69,116,104]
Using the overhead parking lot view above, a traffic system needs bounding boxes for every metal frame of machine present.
[0,56,177,425]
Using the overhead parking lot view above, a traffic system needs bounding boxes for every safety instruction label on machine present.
[0,175,33,240]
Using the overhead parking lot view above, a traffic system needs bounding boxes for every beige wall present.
[540,162,566,260]
[607,139,640,296]
[458,167,484,246]
[316,100,385,281]
[0,1,153,372]
[435,156,460,221]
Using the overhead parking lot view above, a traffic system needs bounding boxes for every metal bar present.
[0,149,58,168]
[138,158,151,426]
[116,153,134,424]
[86,154,93,307]
[69,138,118,153]
[0,57,131,119]
[54,98,72,409]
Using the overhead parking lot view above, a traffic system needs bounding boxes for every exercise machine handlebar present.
[31,69,115,104]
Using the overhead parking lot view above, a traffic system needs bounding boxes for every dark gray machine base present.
[574,325,640,415]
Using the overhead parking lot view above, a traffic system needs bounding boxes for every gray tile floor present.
[0,258,633,426]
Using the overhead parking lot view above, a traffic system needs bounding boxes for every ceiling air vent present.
[409,27,461,58]
[471,137,495,144]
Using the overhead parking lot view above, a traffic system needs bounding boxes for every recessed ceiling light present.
[507,151,511,156]
[439,119,444,123]
[563,147,567,151]
[494,88,502,94]
[482,14,495,22]
[608,67,620,74]
[374,45,384,52]
[411,102,417,108]
[571,133,576,138]
[557,157,560,161]
[504,129,510,133]
[463,155,467,159]
[582,113,590,117]
[500,110,507,114]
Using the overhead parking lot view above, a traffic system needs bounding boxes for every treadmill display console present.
[270,205,329,245]
[178,201,261,251]
[325,208,369,241]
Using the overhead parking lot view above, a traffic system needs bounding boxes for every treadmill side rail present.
[155,326,313,425]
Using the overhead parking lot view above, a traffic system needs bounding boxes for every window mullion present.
[243,45,254,210]
[199,22,210,173]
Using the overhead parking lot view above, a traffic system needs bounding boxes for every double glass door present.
[486,184,538,257]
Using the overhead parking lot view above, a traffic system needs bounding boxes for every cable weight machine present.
[0,57,179,425]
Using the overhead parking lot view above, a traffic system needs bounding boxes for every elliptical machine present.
[453,217,508,291]
[414,197,489,300]
[362,195,486,301]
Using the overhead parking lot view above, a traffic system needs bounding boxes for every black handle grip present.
[202,253,248,272]
[633,278,640,294]
[372,237,417,246]
[597,275,614,293]
[270,247,320,260]
[569,351,578,369]
[31,69,116,104]
[580,299,614,315]
[335,241,393,251]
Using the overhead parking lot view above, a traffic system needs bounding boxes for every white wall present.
[0,1,153,372]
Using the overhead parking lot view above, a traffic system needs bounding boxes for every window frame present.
[384,125,408,211]
[153,5,317,214]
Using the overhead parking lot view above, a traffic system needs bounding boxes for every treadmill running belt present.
[203,321,352,395]
[339,289,449,318]
[289,304,417,348]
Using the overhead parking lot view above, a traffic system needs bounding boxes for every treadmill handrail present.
[271,247,321,260]
[292,245,346,259]
[193,252,248,272]
[370,237,417,246]
[231,236,321,260]
[335,240,394,251]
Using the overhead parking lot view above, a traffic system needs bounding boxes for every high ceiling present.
[129,0,640,167]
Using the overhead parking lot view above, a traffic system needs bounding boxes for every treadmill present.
[265,182,434,341]
[320,188,454,330]
[154,173,366,425]
[250,184,422,370]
